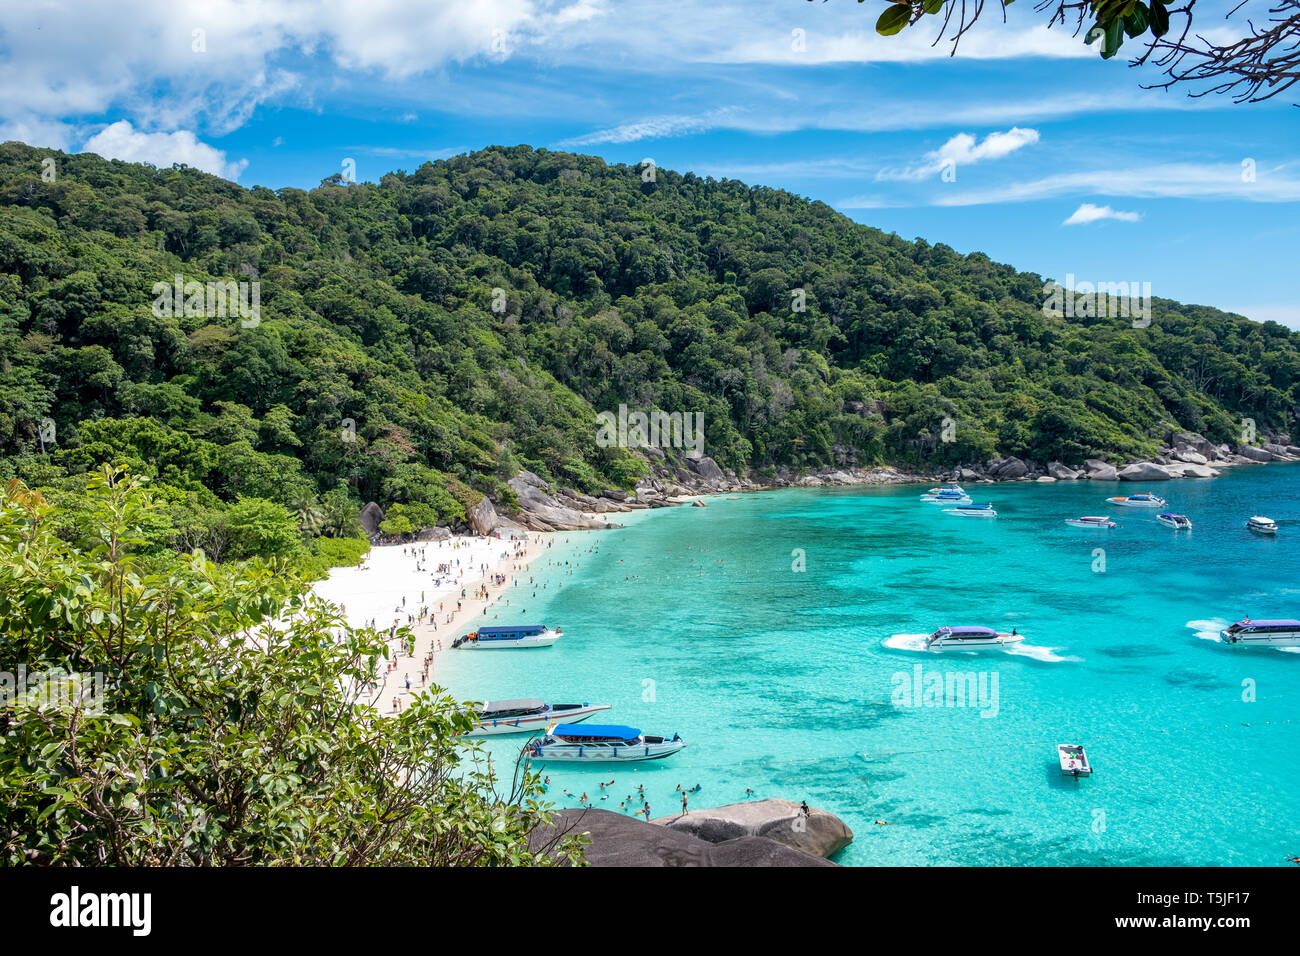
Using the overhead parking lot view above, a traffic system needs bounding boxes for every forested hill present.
[1,140,1298,540]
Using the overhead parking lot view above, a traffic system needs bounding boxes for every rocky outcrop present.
[654,798,852,859]
[686,456,725,481]
[1165,462,1218,479]
[1048,461,1081,480]
[1084,459,1119,481]
[506,473,614,531]
[415,525,452,541]
[467,495,498,535]
[1236,445,1274,462]
[359,501,384,536]
[529,808,835,867]
[1118,461,1174,481]
[986,456,1029,480]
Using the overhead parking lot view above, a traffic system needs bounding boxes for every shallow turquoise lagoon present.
[439,466,1300,866]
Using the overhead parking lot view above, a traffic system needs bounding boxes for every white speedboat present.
[525,724,687,762]
[1219,618,1300,647]
[1156,512,1192,530]
[924,484,965,496]
[943,504,997,517]
[924,625,1024,650]
[1247,516,1278,534]
[1064,515,1115,529]
[465,698,611,737]
[453,624,561,650]
[1058,744,1092,777]
[1105,493,1166,508]
[923,493,974,505]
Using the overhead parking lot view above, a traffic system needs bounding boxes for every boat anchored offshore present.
[453,624,561,650]
[1064,515,1116,529]
[1156,512,1193,530]
[1058,744,1092,777]
[924,625,1024,650]
[465,699,611,737]
[1219,618,1300,647]
[526,724,687,762]
[923,493,974,505]
[943,503,997,517]
[1247,516,1279,534]
[1105,493,1167,508]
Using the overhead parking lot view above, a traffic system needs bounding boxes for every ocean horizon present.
[441,465,1300,866]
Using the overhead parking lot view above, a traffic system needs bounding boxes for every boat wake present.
[1002,643,1081,663]
[1188,618,1231,643]
[883,633,931,652]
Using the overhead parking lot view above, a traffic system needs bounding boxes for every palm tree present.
[289,491,325,536]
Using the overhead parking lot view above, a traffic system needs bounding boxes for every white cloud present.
[81,121,248,180]
[878,127,1040,181]
[1063,202,1141,225]
[932,163,1300,205]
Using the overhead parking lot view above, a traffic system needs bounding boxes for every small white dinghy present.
[1058,743,1092,777]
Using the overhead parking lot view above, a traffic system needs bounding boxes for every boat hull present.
[1064,517,1114,528]
[527,740,687,762]
[927,633,1024,650]
[1107,497,1166,508]
[466,703,612,737]
[1220,630,1300,647]
[459,633,557,650]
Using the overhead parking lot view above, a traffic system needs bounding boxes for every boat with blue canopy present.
[1220,618,1300,647]
[525,723,687,762]
[453,624,561,650]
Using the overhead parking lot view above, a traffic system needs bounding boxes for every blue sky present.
[1,0,1296,324]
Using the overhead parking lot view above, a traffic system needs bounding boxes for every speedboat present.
[1156,512,1192,530]
[943,504,997,517]
[1247,516,1278,534]
[465,698,611,736]
[1058,744,1092,777]
[1219,618,1300,647]
[923,494,974,505]
[925,626,1024,650]
[453,624,561,650]
[924,484,965,496]
[525,724,687,762]
[1105,493,1166,508]
[1064,515,1116,529]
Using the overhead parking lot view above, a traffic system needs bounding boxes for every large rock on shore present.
[653,798,852,859]
[467,496,498,535]
[415,525,452,542]
[1048,461,1080,480]
[359,501,384,536]
[686,455,725,481]
[1118,461,1173,481]
[1084,459,1118,481]
[1236,445,1274,462]
[529,808,835,867]
[507,473,611,531]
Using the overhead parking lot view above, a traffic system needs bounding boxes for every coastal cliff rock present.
[1236,445,1274,462]
[654,798,852,859]
[1048,461,1081,480]
[506,473,613,531]
[1084,459,1119,481]
[529,808,835,867]
[359,501,384,536]
[687,456,725,481]
[467,496,499,535]
[1119,461,1174,481]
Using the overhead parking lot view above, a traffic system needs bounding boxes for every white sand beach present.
[309,531,553,714]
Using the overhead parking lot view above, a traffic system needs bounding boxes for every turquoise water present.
[439,466,1300,866]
